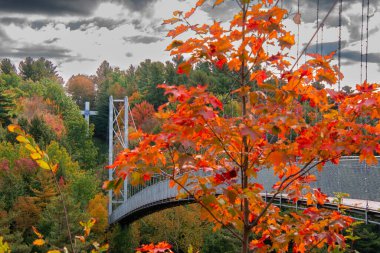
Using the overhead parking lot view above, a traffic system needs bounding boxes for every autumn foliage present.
[106,0,380,252]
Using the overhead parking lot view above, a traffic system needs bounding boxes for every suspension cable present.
[360,0,365,83]
[365,0,370,82]
[290,0,340,71]
[316,0,320,54]
[338,0,343,91]
[321,24,324,55]
[296,0,300,67]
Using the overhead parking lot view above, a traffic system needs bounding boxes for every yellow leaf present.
[16,135,30,144]
[47,250,61,253]
[25,144,37,152]
[33,239,45,246]
[7,124,19,133]
[30,153,42,160]
[35,159,51,170]
[177,173,189,187]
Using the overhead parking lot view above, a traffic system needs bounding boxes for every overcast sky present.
[0,0,379,87]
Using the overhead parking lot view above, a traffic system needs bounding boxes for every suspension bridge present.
[107,0,380,226]
[106,97,380,226]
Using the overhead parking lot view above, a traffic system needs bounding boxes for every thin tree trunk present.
[240,2,250,252]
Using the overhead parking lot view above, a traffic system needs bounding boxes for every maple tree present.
[106,0,380,252]
[66,75,96,108]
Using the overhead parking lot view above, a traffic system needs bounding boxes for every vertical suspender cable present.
[365,0,370,82]
[360,0,365,83]
[297,0,300,68]
[338,0,343,91]
[321,24,324,55]
[316,0,320,54]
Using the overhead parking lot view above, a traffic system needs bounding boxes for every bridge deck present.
[110,158,380,225]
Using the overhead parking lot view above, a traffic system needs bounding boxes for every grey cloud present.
[131,19,144,31]
[0,44,71,59]
[201,1,239,21]
[341,50,380,65]
[306,41,348,55]
[112,0,160,15]
[0,0,163,17]
[0,30,72,60]
[30,20,52,30]
[0,0,101,16]
[44,38,60,44]
[0,17,52,30]
[123,35,163,44]
[60,55,96,63]
[0,16,125,31]
[0,17,27,27]
[66,17,126,31]
[130,18,167,35]
[125,52,133,57]
[0,28,12,43]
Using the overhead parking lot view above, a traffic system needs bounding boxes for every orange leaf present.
[232,86,250,97]
[173,10,183,16]
[32,226,43,238]
[167,24,189,38]
[177,61,192,76]
[33,239,45,246]
[228,58,241,71]
[209,21,223,37]
[76,235,86,243]
[250,70,267,85]
[166,40,184,51]
[213,0,224,7]
[268,151,287,167]
[278,32,295,50]
[216,58,226,69]
[196,0,206,7]
[162,17,181,25]
[51,164,59,174]
[184,8,196,19]
[7,124,22,134]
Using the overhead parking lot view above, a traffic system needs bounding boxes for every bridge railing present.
[110,156,380,224]
[123,156,380,202]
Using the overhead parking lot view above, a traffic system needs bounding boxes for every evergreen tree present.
[19,57,61,83]
[0,59,16,75]
[0,87,15,125]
